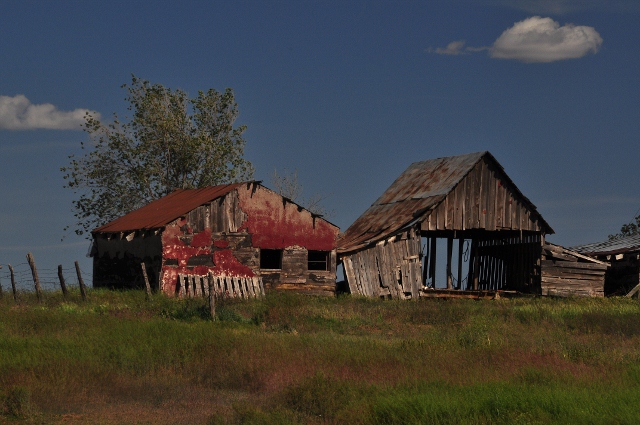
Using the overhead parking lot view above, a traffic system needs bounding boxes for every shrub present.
[3,386,33,418]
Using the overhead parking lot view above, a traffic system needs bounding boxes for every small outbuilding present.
[337,151,555,299]
[571,235,640,296]
[91,182,339,296]
[540,242,608,297]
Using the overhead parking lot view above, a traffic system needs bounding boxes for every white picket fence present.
[177,273,264,299]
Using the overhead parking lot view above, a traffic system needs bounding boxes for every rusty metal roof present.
[92,183,246,233]
[337,151,551,254]
[571,234,640,256]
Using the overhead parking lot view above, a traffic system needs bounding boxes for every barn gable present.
[338,152,552,255]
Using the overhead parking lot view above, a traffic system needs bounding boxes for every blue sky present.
[1,0,639,287]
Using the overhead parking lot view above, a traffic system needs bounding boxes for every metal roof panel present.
[92,183,246,233]
[571,234,640,256]
[338,151,552,254]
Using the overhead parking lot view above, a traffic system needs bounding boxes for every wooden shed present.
[91,182,340,297]
[572,235,640,296]
[338,151,555,299]
[541,242,608,297]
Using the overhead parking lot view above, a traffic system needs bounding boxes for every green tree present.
[62,76,253,235]
[609,214,640,240]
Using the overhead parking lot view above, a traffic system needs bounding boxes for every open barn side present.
[338,152,556,299]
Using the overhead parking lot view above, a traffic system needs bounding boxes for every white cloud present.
[490,16,603,62]
[434,40,467,55]
[0,94,98,130]
[429,16,602,63]
[428,40,489,56]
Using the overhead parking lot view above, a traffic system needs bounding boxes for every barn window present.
[260,249,282,270]
[308,250,330,271]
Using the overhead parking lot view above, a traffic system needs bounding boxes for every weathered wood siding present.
[264,247,337,296]
[421,158,545,233]
[540,243,607,297]
[342,226,422,299]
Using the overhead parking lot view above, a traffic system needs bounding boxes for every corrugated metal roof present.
[337,151,551,254]
[571,234,640,256]
[92,183,245,233]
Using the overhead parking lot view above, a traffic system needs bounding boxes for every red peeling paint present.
[213,239,229,248]
[213,250,255,276]
[237,186,338,250]
[162,225,210,264]
[160,220,254,294]
[160,249,254,295]
[191,228,212,248]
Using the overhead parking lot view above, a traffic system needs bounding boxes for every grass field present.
[1,289,640,424]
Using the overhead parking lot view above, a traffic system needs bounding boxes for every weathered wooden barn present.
[337,151,557,299]
[91,182,339,296]
[572,235,640,296]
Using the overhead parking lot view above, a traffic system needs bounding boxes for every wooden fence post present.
[0,265,3,299]
[26,252,42,302]
[208,273,216,321]
[141,263,152,300]
[8,264,17,302]
[75,261,87,301]
[57,265,68,298]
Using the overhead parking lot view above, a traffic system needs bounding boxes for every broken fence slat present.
[175,273,264,299]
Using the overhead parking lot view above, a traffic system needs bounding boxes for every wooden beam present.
[141,262,152,300]
[429,237,437,288]
[625,281,640,298]
[446,237,453,290]
[473,240,479,291]
[457,238,464,290]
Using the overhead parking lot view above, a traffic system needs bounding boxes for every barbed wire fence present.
[0,253,92,301]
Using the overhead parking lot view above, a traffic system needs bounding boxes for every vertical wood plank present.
[479,160,487,229]
[446,189,454,229]
[466,165,475,229]
[457,238,464,290]
[208,273,216,320]
[486,166,496,231]
[429,237,437,288]
[446,237,453,290]
[455,177,467,230]
[472,241,479,290]
[141,262,152,299]
[343,256,358,295]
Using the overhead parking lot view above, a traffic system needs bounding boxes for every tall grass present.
[1,290,640,423]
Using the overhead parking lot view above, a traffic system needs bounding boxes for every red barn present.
[91,182,339,296]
